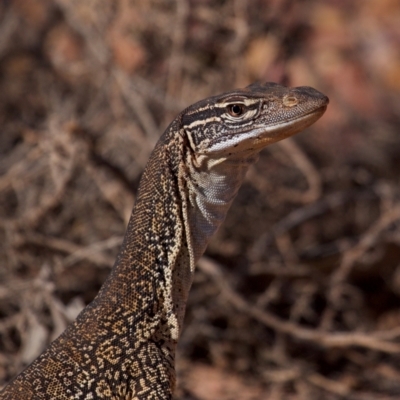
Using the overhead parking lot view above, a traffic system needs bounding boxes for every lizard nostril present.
[283,95,298,107]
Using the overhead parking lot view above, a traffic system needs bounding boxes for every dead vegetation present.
[1,0,400,399]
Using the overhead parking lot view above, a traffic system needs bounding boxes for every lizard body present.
[0,82,328,399]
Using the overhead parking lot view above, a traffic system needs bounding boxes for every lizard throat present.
[183,151,259,261]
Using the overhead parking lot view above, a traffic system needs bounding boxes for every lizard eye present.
[227,104,245,117]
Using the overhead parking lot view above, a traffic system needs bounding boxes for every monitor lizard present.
[0,82,328,399]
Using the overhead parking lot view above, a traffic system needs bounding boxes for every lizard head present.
[182,82,329,156]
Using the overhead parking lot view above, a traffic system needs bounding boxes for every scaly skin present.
[0,82,328,399]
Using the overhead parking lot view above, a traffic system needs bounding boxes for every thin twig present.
[198,257,400,354]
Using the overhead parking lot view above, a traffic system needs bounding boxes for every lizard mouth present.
[301,104,328,120]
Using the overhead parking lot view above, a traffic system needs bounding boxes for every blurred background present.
[0,0,400,399]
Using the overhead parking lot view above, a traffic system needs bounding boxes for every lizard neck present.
[96,127,258,347]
